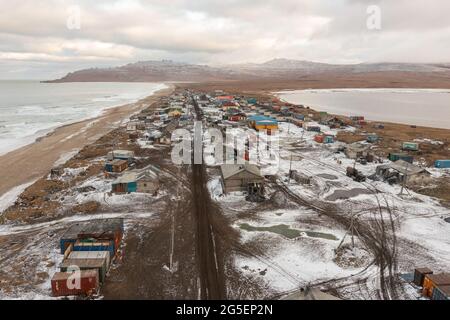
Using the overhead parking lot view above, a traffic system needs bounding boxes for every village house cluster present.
[43,88,449,300]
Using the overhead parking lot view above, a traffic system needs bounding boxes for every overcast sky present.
[1,0,450,79]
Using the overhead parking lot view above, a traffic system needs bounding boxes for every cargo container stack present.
[411,268,450,300]
[51,219,124,298]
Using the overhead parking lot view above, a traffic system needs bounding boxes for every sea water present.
[276,88,450,129]
[0,81,167,156]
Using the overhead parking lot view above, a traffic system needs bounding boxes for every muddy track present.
[272,178,399,299]
[192,97,226,300]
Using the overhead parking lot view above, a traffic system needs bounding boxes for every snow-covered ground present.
[210,120,450,299]
[0,180,37,214]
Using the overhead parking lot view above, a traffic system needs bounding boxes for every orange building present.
[422,273,450,297]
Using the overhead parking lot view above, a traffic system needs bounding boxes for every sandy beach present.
[0,85,174,198]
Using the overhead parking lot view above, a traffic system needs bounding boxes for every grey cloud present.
[0,0,449,79]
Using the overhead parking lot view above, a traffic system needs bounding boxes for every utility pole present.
[289,153,293,185]
[399,162,410,196]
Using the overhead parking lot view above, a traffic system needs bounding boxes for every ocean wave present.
[0,82,167,156]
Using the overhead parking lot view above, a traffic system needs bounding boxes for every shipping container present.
[314,135,324,143]
[435,160,450,169]
[422,273,450,297]
[51,270,99,297]
[306,126,321,132]
[61,219,123,254]
[60,258,107,284]
[388,153,414,164]
[414,268,433,287]
[68,251,111,269]
[431,285,450,300]
[324,135,335,144]
[367,134,379,143]
[73,240,115,258]
[402,142,419,151]
[60,224,86,254]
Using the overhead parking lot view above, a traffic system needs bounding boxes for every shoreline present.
[0,82,168,157]
[274,88,450,130]
[0,85,174,198]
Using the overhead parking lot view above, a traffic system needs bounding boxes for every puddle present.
[239,223,338,241]
[318,174,339,180]
[326,188,372,201]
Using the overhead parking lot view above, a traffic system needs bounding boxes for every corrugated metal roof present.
[69,251,109,260]
[108,150,134,156]
[221,164,263,180]
[60,258,105,269]
[388,160,430,175]
[106,159,128,166]
[62,219,123,239]
[435,285,450,295]
[427,273,450,285]
[52,270,97,281]
[113,172,139,184]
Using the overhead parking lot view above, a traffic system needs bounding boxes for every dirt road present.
[191,96,226,300]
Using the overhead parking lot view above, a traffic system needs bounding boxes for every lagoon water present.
[0,81,166,156]
[276,89,450,129]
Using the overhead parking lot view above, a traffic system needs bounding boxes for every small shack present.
[344,143,370,159]
[388,153,414,164]
[289,170,312,185]
[112,172,138,193]
[105,159,128,173]
[107,150,135,162]
[127,122,138,132]
[324,135,335,144]
[375,160,431,185]
[136,171,160,195]
[315,133,335,144]
[221,164,265,194]
[305,125,321,132]
[367,134,379,143]
[112,169,160,195]
[402,142,419,151]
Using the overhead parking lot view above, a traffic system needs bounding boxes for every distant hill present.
[45,59,450,83]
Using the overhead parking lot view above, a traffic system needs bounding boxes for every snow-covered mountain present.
[46,59,450,83]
